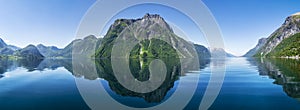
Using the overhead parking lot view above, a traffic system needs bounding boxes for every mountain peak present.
[292,12,300,16]
[140,13,173,32]
[0,38,8,48]
[105,14,173,40]
[37,44,60,50]
[96,14,202,59]
[210,48,236,57]
[83,35,97,40]
[142,13,164,20]
[37,44,46,47]
[26,44,36,48]
[17,44,44,59]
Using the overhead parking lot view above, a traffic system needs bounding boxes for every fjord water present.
[0,58,300,109]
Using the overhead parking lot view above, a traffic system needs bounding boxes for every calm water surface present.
[0,57,299,109]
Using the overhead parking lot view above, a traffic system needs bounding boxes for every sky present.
[202,0,300,56]
[0,0,300,56]
[0,0,95,48]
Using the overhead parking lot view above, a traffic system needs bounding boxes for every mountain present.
[0,14,209,59]
[0,47,15,55]
[251,12,300,57]
[226,53,236,57]
[34,35,102,58]
[210,48,235,58]
[194,44,211,59]
[7,45,20,51]
[37,44,61,57]
[0,35,102,58]
[0,38,20,55]
[243,38,267,57]
[15,45,44,59]
[0,38,7,48]
[55,35,102,58]
[267,33,300,57]
[95,13,201,59]
[54,39,80,58]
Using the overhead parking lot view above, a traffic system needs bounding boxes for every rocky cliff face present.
[254,13,300,57]
[243,38,267,57]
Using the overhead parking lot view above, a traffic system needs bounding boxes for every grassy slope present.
[267,33,300,57]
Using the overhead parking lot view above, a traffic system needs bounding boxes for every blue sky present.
[0,0,95,48]
[202,0,300,56]
[0,0,300,56]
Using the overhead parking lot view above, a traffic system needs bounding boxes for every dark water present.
[0,57,300,109]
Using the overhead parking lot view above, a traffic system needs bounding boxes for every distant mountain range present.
[36,44,61,57]
[36,35,102,58]
[0,14,236,59]
[245,12,300,58]
[15,45,44,59]
[210,48,236,58]
[0,39,19,55]
[0,35,102,59]
[0,39,45,59]
[243,38,267,57]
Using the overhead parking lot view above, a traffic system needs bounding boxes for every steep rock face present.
[95,14,201,59]
[255,13,300,57]
[194,44,211,59]
[243,38,267,57]
[15,45,44,59]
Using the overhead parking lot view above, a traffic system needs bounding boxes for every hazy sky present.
[0,0,300,56]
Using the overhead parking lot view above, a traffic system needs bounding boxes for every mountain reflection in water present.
[0,57,210,105]
[248,58,300,100]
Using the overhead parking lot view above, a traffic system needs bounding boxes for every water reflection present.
[248,58,300,99]
[99,58,182,103]
[0,59,15,74]
[0,58,71,76]
[0,57,210,104]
